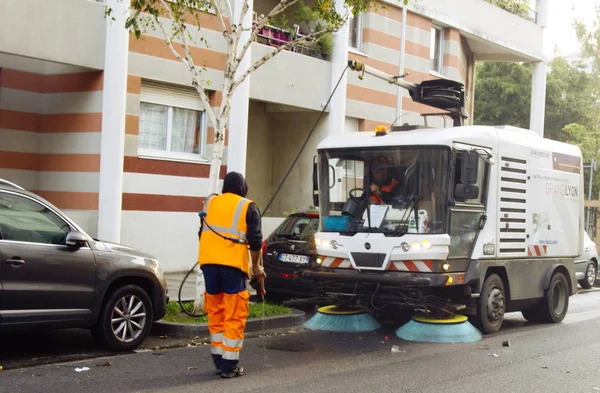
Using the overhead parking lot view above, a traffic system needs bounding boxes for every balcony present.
[0,0,106,69]
[252,0,332,62]
[484,0,537,23]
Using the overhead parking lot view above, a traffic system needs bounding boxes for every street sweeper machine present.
[303,60,584,335]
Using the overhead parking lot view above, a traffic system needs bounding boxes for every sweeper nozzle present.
[304,305,382,332]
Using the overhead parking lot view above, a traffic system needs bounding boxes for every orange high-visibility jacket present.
[370,179,401,203]
[198,193,253,277]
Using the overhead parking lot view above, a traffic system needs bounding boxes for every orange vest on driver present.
[370,179,400,203]
[198,193,253,277]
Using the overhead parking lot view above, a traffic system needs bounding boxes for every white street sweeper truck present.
[303,60,584,334]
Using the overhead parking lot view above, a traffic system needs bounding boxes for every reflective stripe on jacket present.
[198,193,253,277]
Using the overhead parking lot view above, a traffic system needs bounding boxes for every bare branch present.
[208,0,233,45]
[153,1,217,129]
[230,26,339,92]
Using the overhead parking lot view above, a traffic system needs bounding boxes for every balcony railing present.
[485,0,537,23]
[252,17,329,61]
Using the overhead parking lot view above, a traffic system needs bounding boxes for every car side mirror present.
[66,231,88,248]
[454,183,479,201]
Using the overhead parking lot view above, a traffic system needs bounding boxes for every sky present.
[544,0,597,58]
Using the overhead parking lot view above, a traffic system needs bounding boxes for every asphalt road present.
[3,290,600,393]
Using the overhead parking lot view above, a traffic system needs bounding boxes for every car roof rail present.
[0,179,25,190]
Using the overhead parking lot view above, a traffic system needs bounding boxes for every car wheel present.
[579,261,597,290]
[536,272,569,323]
[92,284,154,351]
[473,274,506,334]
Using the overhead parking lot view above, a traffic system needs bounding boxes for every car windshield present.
[318,146,450,236]
[273,215,319,241]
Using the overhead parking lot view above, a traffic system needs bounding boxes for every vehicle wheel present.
[92,284,153,351]
[473,274,506,334]
[535,272,569,323]
[579,262,597,290]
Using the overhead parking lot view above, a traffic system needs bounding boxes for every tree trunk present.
[193,122,227,314]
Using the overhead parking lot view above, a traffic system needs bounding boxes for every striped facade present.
[0,0,543,272]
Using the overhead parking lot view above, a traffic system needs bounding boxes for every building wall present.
[0,67,104,236]
[347,7,474,130]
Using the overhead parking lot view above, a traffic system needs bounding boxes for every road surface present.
[2,290,600,393]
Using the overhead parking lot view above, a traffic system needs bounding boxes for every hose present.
[177,64,351,317]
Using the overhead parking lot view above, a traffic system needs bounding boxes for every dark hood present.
[222,171,248,197]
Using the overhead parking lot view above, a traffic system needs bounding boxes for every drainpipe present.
[395,4,408,126]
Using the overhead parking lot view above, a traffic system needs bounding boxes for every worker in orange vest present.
[198,172,266,379]
[369,156,403,204]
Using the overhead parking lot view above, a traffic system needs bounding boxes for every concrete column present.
[97,0,129,242]
[226,0,253,176]
[529,0,548,137]
[325,0,349,136]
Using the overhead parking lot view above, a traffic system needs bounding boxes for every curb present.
[151,308,306,337]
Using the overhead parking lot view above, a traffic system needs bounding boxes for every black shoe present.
[215,370,221,376]
[221,366,245,378]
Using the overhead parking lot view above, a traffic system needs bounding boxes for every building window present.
[430,26,443,73]
[139,81,207,162]
[348,12,362,50]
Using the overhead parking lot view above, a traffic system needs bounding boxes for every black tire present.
[535,272,569,323]
[92,284,154,351]
[473,274,506,334]
[579,261,596,290]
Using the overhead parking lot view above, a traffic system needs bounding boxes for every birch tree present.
[109,0,406,312]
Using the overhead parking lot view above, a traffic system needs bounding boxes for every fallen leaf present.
[159,336,168,339]
[74,367,90,373]
[502,340,511,347]
[0,366,3,371]
[592,387,600,392]
[489,353,499,357]
[187,366,198,370]
[96,362,111,367]
[477,345,490,350]
[541,366,548,369]
[288,330,297,333]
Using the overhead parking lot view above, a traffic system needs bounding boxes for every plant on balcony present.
[295,0,334,58]
[116,0,409,314]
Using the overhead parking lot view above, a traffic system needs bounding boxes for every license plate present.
[278,253,309,264]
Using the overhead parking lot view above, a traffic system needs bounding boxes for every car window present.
[275,216,319,241]
[0,192,71,245]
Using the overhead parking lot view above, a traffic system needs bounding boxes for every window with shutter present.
[138,81,208,162]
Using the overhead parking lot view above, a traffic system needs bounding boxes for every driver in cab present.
[369,156,403,204]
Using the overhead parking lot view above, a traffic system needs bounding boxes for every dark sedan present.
[261,212,321,302]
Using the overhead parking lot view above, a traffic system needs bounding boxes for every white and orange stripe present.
[528,245,548,257]
[321,257,353,269]
[389,260,434,272]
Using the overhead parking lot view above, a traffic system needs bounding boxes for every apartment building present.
[0,0,547,272]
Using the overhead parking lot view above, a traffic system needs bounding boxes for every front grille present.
[351,253,386,268]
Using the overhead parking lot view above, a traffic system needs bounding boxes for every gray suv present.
[0,179,168,351]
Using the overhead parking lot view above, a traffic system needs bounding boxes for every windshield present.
[318,146,450,236]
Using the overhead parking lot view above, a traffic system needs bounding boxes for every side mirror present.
[66,231,88,248]
[455,183,480,201]
[461,151,479,184]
